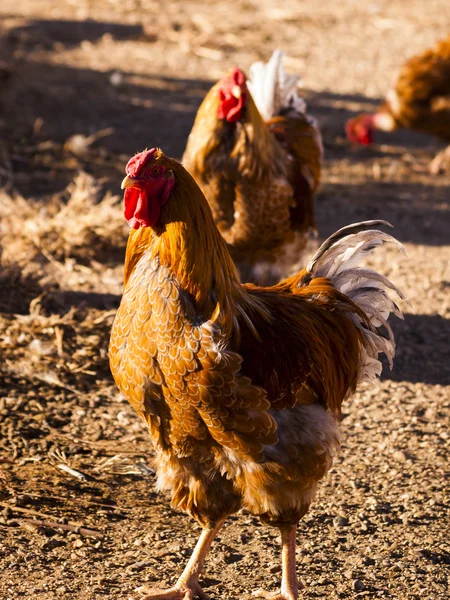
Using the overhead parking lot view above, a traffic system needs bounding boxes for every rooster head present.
[121,148,174,229]
[217,67,247,123]
[346,114,375,145]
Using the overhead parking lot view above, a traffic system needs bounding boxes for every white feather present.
[333,267,407,302]
[309,231,405,278]
[247,49,307,121]
[307,222,407,382]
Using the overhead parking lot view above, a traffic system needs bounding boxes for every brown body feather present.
[182,81,322,284]
[383,35,450,138]
[110,151,402,530]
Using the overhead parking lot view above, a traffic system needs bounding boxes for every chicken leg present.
[138,520,225,600]
[253,524,301,600]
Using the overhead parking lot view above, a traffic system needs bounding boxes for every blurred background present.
[1,0,449,195]
[0,1,449,599]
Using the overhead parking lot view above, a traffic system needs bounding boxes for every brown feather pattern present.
[385,35,450,138]
[110,151,403,527]
[182,76,322,283]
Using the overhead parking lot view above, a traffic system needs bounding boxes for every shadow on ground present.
[4,17,151,50]
[0,17,215,194]
[381,313,450,386]
[316,181,450,246]
[2,56,214,195]
[307,89,440,157]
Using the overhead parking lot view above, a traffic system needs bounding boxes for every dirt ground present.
[0,1,449,598]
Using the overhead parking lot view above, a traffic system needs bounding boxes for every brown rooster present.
[182,50,323,284]
[110,148,405,600]
[346,34,450,173]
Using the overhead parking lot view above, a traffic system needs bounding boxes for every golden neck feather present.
[123,155,245,335]
[233,92,281,176]
[184,84,284,178]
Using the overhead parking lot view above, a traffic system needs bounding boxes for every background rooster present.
[346,34,450,174]
[109,148,405,600]
[182,50,323,285]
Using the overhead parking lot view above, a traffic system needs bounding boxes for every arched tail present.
[305,221,408,382]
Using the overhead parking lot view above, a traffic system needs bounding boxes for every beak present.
[231,85,242,99]
[121,175,137,189]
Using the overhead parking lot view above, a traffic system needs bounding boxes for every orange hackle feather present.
[123,149,246,336]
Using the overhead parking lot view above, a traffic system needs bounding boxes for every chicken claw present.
[252,591,297,600]
[136,523,223,600]
[252,579,304,600]
[251,525,302,600]
[137,582,210,600]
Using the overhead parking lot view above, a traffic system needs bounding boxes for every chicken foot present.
[253,524,302,600]
[429,144,450,174]
[138,520,225,600]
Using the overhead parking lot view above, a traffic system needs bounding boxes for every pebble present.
[333,516,349,528]
[268,562,281,573]
[352,579,366,592]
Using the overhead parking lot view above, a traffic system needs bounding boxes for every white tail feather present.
[306,221,407,383]
[247,49,306,121]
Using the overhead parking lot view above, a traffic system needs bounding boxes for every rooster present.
[110,148,405,600]
[182,50,323,285]
[346,34,450,173]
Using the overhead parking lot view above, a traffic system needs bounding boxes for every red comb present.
[126,149,156,176]
[231,67,246,86]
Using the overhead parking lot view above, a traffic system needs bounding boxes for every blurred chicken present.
[110,147,405,600]
[346,35,450,173]
[183,50,323,284]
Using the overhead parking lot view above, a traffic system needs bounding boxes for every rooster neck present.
[124,164,247,336]
[233,93,287,178]
[184,87,286,183]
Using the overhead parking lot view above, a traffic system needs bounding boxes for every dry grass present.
[0,173,124,394]
[0,172,127,268]
[0,172,126,323]
[0,260,42,314]
[1,303,115,393]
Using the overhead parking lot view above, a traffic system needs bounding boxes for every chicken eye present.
[150,166,162,177]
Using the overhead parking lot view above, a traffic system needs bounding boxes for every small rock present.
[127,560,154,572]
[41,538,65,551]
[352,579,366,592]
[2,507,13,519]
[393,450,407,462]
[333,516,349,528]
[12,494,32,507]
[109,70,123,86]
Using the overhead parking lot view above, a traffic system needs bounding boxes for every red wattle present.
[124,188,138,225]
[346,117,374,146]
[218,68,247,122]
[124,188,160,229]
[218,92,246,122]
